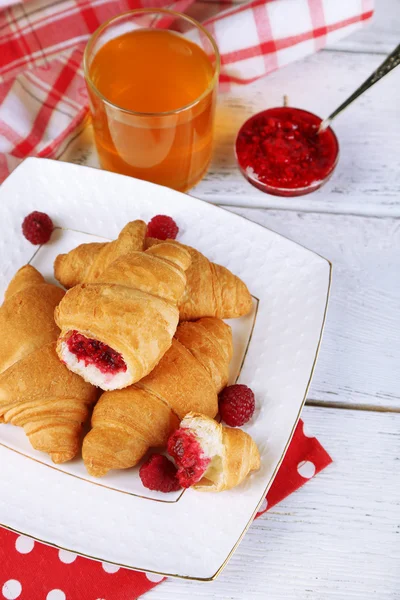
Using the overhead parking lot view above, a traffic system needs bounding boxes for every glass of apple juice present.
[84,9,220,192]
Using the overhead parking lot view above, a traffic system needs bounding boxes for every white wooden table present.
[60,1,400,597]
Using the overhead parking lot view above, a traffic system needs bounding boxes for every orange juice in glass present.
[84,9,220,192]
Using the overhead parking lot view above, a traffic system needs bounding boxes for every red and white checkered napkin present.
[0,420,332,600]
[0,0,373,183]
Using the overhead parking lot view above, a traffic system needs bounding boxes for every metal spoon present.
[318,43,400,133]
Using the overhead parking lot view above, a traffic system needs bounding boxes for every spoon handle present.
[319,43,400,132]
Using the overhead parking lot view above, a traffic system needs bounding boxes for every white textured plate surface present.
[0,158,331,580]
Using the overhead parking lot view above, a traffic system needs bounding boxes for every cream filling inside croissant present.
[185,417,222,458]
[184,417,224,487]
[60,343,132,391]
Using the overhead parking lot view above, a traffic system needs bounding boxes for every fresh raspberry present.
[147,215,179,240]
[22,211,53,245]
[139,454,181,493]
[219,384,255,427]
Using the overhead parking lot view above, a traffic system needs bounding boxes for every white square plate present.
[0,158,331,580]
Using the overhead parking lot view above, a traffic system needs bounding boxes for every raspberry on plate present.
[219,384,255,427]
[22,211,54,245]
[147,215,179,240]
[139,454,181,493]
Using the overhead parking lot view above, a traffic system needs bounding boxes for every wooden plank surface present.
[144,406,400,600]
[229,207,400,411]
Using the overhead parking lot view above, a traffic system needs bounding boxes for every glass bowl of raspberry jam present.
[235,106,339,197]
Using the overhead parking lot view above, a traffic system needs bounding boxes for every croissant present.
[82,317,233,477]
[55,242,191,390]
[54,220,147,288]
[145,238,252,320]
[53,220,252,321]
[0,265,64,374]
[167,412,260,492]
[0,266,97,463]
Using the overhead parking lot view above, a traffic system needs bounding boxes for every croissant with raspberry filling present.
[167,412,260,492]
[55,242,191,391]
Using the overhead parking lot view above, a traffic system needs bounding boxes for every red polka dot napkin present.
[0,419,332,600]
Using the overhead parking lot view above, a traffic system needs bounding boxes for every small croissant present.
[53,220,252,321]
[0,266,97,463]
[54,241,191,391]
[54,220,147,288]
[167,412,260,492]
[82,317,233,477]
[145,238,253,321]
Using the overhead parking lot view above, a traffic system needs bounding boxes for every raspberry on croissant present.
[82,317,233,477]
[167,412,260,492]
[54,242,191,391]
[0,266,97,463]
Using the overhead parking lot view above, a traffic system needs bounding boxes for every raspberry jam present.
[235,107,339,197]
[167,428,211,488]
[66,331,127,375]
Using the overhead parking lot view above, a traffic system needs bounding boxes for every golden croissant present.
[145,238,253,320]
[167,412,260,492]
[82,317,233,477]
[54,241,191,391]
[53,220,252,321]
[54,220,147,288]
[0,266,97,463]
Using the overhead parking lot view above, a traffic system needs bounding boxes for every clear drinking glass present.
[84,9,220,192]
